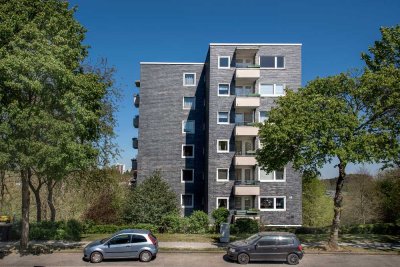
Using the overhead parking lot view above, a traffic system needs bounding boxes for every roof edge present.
[140,62,204,65]
[209,43,302,46]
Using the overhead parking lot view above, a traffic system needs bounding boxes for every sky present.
[68,0,399,178]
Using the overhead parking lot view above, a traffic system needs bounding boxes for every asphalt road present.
[1,252,400,267]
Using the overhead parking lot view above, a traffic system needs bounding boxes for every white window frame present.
[182,120,195,134]
[181,194,194,208]
[181,144,195,158]
[218,56,231,69]
[217,139,230,153]
[216,197,230,209]
[217,111,230,125]
[183,73,196,86]
[216,168,229,182]
[259,111,269,123]
[258,167,286,182]
[181,169,194,183]
[259,56,285,69]
[218,83,230,96]
[182,96,196,110]
[259,84,285,97]
[258,196,286,211]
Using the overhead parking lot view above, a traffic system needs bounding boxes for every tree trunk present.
[20,168,31,250]
[328,161,347,250]
[28,175,44,222]
[0,169,5,209]
[47,180,57,222]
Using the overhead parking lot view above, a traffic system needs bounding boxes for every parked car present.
[226,232,303,265]
[83,229,158,263]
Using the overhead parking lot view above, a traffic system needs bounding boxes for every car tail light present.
[298,245,303,251]
[148,234,157,246]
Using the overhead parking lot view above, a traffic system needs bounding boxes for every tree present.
[302,174,333,227]
[376,168,400,223]
[256,73,399,249]
[123,172,179,226]
[0,0,114,249]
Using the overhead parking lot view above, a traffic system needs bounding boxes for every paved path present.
[1,252,400,267]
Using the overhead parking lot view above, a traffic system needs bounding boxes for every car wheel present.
[90,251,103,263]
[287,253,300,265]
[237,253,250,264]
[139,250,153,262]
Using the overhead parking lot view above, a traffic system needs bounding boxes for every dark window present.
[182,145,194,157]
[277,237,294,245]
[131,235,147,243]
[260,197,274,209]
[276,197,285,209]
[260,56,275,68]
[219,57,230,68]
[277,56,285,68]
[182,194,193,207]
[109,234,131,245]
[182,169,194,182]
[257,236,276,246]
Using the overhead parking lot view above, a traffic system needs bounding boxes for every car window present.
[109,234,131,245]
[277,237,294,245]
[131,234,147,243]
[257,236,276,246]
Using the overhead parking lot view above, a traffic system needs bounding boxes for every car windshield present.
[245,234,260,243]
[100,235,112,244]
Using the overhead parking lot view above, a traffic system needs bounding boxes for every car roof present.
[114,229,150,235]
[258,232,296,237]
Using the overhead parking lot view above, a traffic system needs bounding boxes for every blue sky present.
[69,0,399,178]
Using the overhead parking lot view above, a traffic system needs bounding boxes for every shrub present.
[211,208,230,232]
[233,218,259,234]
[160,214,185,233]
[82,223,159,234]
[65,219,82,240]
[28,220,82,241]
[188,211,209,234]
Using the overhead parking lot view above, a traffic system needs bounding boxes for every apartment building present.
[132,43,302,226]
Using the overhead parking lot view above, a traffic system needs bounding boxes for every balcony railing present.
[234,209,260,216]
[235,121,256,126]
[235,150,256,156]
[234,180,260,186]
[235,64,260,68]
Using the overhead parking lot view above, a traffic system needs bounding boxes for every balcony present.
[134,94,140,108]
[133,115,139,128]
[131,158,137,170]
[235,68,260,81]
[234,155,257,166]
[132,137,138,149]
[235,97,260,108]
[234,180,260,196]
[235,125,259,136]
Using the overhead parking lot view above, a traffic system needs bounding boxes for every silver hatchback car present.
[83,229,158,263]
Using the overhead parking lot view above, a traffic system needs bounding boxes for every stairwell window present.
[217,140,229,153]
[182,120,195,134]
[181,169,194,183]
[217,168,229,182]
[183,97,196,110]
[183,73,196,86]
[218,56,230,69]
[218,112,229,124]
[259,196,286,211]
[216,197,229,208]
[182,144,195,158]
[181,194,194,208]
[218,83,230,96]
[260,56,285,69]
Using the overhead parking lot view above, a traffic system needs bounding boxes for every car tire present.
[90,251,103,263]
[139,250,153,262]
[287,253,300,265]
[237,253,250,264]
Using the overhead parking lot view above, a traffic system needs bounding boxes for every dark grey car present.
[226,232,304,265]
[83,229,158,263]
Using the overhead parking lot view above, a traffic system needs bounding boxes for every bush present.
[65,219,82,240]
[82,223,159,234]
[340,223,400,235]
[188,211,209,234]
[28,220,82,241]
[232,218,259,234]
[211,208,229,232]
[160,214,186,233]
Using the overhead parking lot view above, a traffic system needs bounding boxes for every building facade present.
[133,43,302,226]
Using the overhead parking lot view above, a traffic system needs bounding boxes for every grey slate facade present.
[134,43,302,225]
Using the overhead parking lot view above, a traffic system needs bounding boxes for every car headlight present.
[229,247,236,253]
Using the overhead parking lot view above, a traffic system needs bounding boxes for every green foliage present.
[340,223,400,235]
[28,220,82,241]
[160,214,186,233]
[123,172,179,226]
[82,223,158,234]
[231,218,259,234]
[376,168,400,223]
[187,211,209,234]
[302,175,333,227]
[211,208,230,232]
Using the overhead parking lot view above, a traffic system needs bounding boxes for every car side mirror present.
[107,242,110,247]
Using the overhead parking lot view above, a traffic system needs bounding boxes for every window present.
[216,197,229,208]
[218,56,230,69]
[109,234,131,245]
[258,167,286,182]
[260,56,285,69]
[183,73,196,86]
[259,111,269,122]
[183,97,195,110]
[131,235,147,243]
[218,112,229,124]
[218,83,230,96]
[217,139,229,153]
[182,144,194,158]
[257,236,277,246]
[259,196,286,211]
[181,169,194,183]
[181,194,194,208]
[217,168,229,181]
[182,120,195,134]
[259,84,285,96]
